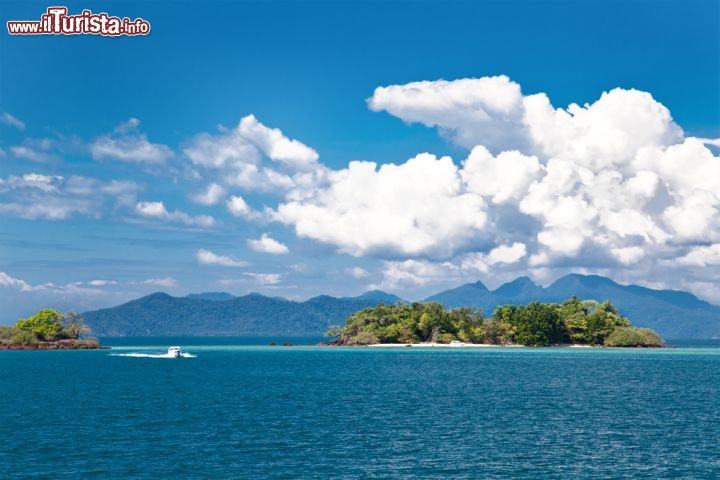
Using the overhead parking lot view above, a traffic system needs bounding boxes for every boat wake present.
[109,347,196,358]
[109,352,197,358]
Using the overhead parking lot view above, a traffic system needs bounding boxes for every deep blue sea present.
[2,338,719,479]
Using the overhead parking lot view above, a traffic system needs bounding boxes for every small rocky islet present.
[0,309,105,350]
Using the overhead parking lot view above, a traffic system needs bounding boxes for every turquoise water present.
[1,340,719,478]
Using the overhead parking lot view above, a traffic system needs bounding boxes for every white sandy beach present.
[366,343,599,348]
[367,342,525,348]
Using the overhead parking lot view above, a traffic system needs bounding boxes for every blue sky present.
[1,0,719,321]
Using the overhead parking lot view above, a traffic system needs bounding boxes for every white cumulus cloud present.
[183,116,322,194]
[372,259,460,291]
[674,244,720,267]
[184,129,260,170]
[143,277,177,288]
[3,173,63,192]
[87,279,118,286]
[523,88,683,166]
[244,272,282,285]
[0,173,140,220]
[238,114,319,169]
[191,183,225,206]
[226,195,262,220]
[0,271,33,291]
[226,195,251,216]
[0,272,142,320]
[462,146,542,204]
[274,153,487,257]
[9,138,59,163]
[196,249,247,267]
[90,119,173,164]
[368,75,528,152]
[346,267,370,279]
[135,201,215,227]
[265,75,720,303]
[462,243,528,273]
[247,234,289,255]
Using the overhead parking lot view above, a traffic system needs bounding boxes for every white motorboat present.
[109,346,196,358]
[449,340,465,347]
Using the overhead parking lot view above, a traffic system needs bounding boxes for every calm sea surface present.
[1,338,719,479]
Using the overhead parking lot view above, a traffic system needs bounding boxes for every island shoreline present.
[317,341,665,348]
[0,340,109,350]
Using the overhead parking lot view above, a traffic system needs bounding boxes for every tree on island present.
[62,311,91,340]
[1,309,97,347]
[554,297,631,344]
[16,309,65,341]
[329,296,664,347]
[492,302,564,346]
[604,327,665,347]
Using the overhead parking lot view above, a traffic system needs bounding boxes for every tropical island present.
[0,309,103,350]
[326,296,665,347]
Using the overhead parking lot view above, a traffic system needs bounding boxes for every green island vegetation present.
[0,309,101,350]
[326,296,664,347]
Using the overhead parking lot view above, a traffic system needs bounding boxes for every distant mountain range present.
[82,274,720,339]
[425,274,720,339]
[83,290,402,338]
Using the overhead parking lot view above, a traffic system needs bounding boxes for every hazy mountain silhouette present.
[84,291,399,337]
[424,274,720,339]
[83,274,720,338]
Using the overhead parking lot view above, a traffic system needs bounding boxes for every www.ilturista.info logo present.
[7,7,150,36]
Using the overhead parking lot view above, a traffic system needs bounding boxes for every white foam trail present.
[109,352,196,358]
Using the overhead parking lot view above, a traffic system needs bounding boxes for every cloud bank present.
[0,173,139,219]
[2,75,719,304]
[273,76,719,297]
